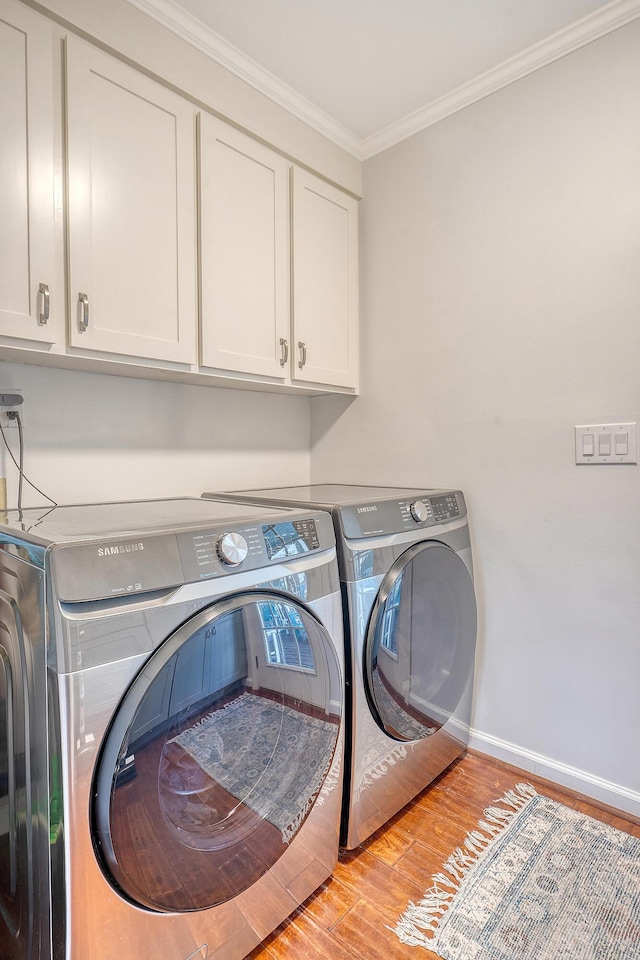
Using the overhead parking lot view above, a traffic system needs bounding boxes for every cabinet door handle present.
[279,338,289,367]
[78,293,89,332]
[38,283,50,324]
[298,341,307,369]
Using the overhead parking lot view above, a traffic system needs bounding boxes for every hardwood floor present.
[248,750,640,960]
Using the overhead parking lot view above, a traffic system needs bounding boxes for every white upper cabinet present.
[0,7,359,394]
[0,0,55,344]
[199,115,290,378]
[65,37,197,365]
[291,168,359,390]
[200,120,359,392]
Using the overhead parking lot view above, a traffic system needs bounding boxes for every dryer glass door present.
[92,591,342,913]
[364,541,476,741]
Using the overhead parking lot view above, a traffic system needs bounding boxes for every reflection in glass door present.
[92,592,342,913]
[365,542,477,742]
[258,600,316,671]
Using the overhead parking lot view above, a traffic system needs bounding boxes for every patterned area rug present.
[393,783,640,959]
[171,693,339,843]
[372,670,437,740]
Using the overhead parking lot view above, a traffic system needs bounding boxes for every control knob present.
[217,531,249,566]
[410,499,429,523]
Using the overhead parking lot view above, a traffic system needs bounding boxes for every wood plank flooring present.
[248,750,640,960]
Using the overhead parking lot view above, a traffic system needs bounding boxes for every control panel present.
[51,514,331,602]
[429,494,461,523]
[191,527,262,571]
[263,518,320,560]
[180,518,322,579]
[401,495,459,526]
[339,491,465,539]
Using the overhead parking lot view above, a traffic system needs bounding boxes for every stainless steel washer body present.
[0,498,344,960]
[203,485,477,849]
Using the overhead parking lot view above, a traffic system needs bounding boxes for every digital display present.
[262,520,319,560]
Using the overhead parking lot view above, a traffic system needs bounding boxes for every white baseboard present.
[468,727,640,819]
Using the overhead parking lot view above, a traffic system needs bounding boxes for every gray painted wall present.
[312,20,640,811]
[0,360,310,505]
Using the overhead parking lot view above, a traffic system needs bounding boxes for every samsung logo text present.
[356,505,378,513]
[97,542,145,557]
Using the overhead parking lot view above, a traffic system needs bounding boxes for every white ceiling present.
[129,0,640,157]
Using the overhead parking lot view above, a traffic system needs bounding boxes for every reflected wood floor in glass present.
[248,750,640,960]
[109,687,340,910]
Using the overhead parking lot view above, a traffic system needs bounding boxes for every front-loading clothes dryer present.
[203,485,477,849]
[0,497,344,960]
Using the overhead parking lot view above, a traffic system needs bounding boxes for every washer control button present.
[410,500,429,523]
[217,532,249,566]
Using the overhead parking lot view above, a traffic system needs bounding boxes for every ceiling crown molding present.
[127,0,640,163]
[125,0,362,158]
[361,0,640,158]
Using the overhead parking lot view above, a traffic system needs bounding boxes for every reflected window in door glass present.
[259,600,316,672]
[380,573,403,659]
[367,544,476,741]
[266,572,308,601]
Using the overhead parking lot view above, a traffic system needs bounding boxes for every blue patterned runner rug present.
[393,783,640,959]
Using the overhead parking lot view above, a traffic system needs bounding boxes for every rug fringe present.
[282,740,343,842]
[355,744,409,801]
[317,745,342,806]
[390,781,538,945]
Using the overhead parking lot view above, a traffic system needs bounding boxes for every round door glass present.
[92,592,342,912]
[365,542,477,741]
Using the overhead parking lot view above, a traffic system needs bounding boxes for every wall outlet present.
[0,389,24,430]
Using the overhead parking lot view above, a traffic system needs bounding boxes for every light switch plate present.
[575,422,637,464]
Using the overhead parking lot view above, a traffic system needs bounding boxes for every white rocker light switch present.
[575,423,637,464]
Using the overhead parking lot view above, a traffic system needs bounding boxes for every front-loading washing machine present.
[0,497,344,960]
[203,485,477,849]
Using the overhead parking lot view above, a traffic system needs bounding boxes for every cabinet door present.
[0,0,55,343]
[128,661,174,744]
[167,631,210,716]
[66,37,197,364]
[291,168,359,390]
[200,115,290,377]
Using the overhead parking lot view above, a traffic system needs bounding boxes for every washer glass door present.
[0,595,31,959]
[364,541,477,741]
[92,591,342,912]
